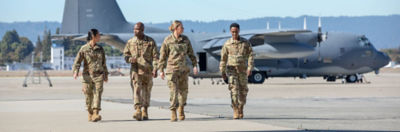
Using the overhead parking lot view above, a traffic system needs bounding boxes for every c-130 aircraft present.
[53,0,390,84]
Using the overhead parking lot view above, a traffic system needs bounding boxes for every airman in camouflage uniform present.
[124,22,158,121]
[220,23,254,119]
[158,20,198,122]
[73,29,108,122]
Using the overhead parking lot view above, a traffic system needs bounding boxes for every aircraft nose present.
[374,51,391,69]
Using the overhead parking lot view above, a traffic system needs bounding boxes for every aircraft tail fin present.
[61,0,131,34]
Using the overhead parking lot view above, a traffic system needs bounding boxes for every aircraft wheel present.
[223,78,228,84]
[249,71,265,84]
[346,75,357,83]
[326,76,336,82]
[248,77,253,83]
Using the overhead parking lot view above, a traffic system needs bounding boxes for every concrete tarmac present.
[0,71,399,131]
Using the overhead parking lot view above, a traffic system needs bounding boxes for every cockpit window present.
[359,36,371,47]
[364,50,372,57]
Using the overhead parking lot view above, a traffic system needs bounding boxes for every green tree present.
[381,48,400,64]
[63,38,85,57]
[0,41,10,63]
[56,27,60,35]
[10,42,18,52]
[41,30,52,61]
[0,30,20,64]
[0,30,34,64]
[34,36,43,62]
[0,41,9,55]
[0,30,20,56]
[1,29,20,44]
[19,37,34,57]
[99,43,122,56]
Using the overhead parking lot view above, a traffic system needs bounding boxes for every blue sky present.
[0,0,399,23]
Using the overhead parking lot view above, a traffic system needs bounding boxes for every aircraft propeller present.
[317,17,328,61]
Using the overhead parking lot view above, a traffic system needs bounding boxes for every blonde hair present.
[169,20,182,32]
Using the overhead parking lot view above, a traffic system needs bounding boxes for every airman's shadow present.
[221,130,396,132]
[267,82,352,85]
[98,116,230,123]
[102,117,332,122]
[100,118,170,123]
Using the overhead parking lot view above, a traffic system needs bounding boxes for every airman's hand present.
[82,87,86,94]
[160,72,165,80]
[193,67,198,75]
[152,70,158,78]
[73,72,78,80]
[104,74,108,83]
[222,73,227,81]
[247,70,252,77]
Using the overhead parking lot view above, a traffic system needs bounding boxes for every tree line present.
[0,30,35,65]
[381,47,400,64]
[0,29,122,66]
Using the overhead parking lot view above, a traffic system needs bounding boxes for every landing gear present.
[193,78,200,85]
[222,78,228,85]
[248,71,266,84]
[345,74,358,83]
[326,76,336,82]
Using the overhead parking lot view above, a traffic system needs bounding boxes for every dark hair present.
[87,28,99,41]
[230,23,240,30]
[135,22,145,30]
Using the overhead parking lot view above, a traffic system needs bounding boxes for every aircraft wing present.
[51,34,83,40]
[98,34,126,51]
[201,29,312,41]
[53,34,127,52]
[202,29,316,59]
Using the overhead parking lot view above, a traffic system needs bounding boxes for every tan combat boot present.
[233,106,239,119]
[91,109,102,122]
[88,109,93,121]
[171,109,177,122]
[178,106,185,120]
[134,108,142,121]
[238,105,244,119]
[142,107,148,120]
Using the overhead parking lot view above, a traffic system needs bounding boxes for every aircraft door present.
[197,52,207,71]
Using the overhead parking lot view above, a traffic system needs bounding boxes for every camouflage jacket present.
[72,43,109,80]
[219,37,254,73]
[123,35,159,75]
[158,34,197,73]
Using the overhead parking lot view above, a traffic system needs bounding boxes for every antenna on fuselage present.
[278,21,281,30]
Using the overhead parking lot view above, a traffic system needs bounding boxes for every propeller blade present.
[318,17,322,28]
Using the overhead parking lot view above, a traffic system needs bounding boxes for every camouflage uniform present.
[220,37,254,108]
[158,34,197,110]
[124,35,158,109]
[73,43,109,112]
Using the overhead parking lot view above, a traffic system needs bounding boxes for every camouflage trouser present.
[132,73,153,109]
[82,75,104,111]
[226,66,249,108]
[166,70,189,110]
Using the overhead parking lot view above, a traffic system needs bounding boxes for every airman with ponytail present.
[158,20,198,122]
[72,29,109,122]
